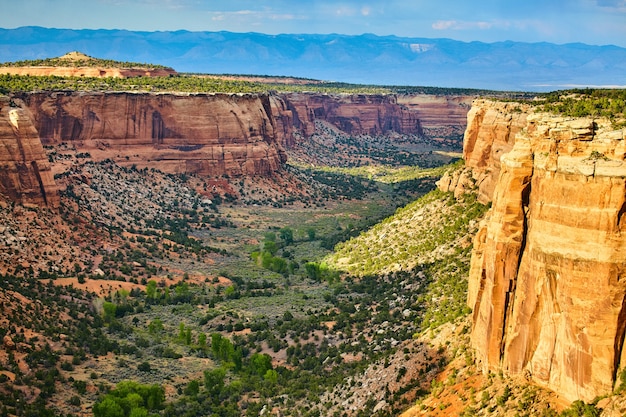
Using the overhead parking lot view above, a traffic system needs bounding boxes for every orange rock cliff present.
[0,91,469,207]
[0,96,59,208]
[21,92,288,177]
[458,99,626,403]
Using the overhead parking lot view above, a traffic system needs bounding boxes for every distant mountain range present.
[1,26,626,91]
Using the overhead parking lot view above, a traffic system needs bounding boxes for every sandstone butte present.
[0,90,470,209]
[0,51,177,78]
[449,99,626,403]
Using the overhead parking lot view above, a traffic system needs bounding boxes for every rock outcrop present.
[465,99,626,402]
[0,66,176,78]
[20,92,287,177]
[0,52,177,78]
[0,90,470,207]
[278,93,427,146]
[396,94,472,130]
[0,97,59,208]
[461,99,530,203]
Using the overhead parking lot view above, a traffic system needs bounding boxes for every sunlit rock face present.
[21,92,288,177]
[278,93,425,142]
[0,90,469,208]
[465,99,626,402]
[0,97,59,208]
[461,99,530,203]
[0,66,177,78]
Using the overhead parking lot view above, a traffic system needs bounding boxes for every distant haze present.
[1,27,626,91]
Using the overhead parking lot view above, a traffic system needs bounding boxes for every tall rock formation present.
[21,92,287,177]
[461,100,530,203]
[0,90,467,207]
[0,97,59,208]
[396,94,472,130]
[465,100,626,402]
[279,93,425,145]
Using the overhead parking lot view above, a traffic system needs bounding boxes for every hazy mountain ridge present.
[1,26,626,91]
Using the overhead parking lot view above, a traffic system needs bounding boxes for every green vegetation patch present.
[328,189,488,277]
[539,88,626,120]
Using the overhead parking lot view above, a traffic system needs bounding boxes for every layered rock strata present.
[461,100,530,202]
[396,94,472,130]
[0,66,176,78]
[21,92,287,177]
[465,100,626,402]
[279,93,426,146]
[0,97,59,208]
[0,91,469,207]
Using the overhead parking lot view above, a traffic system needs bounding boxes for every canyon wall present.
[396,94,472,130]
[20,92,288,177]
[463,100,626,402]
[0,97,59,208]
[278,93,430,147]
[0,91,469,207]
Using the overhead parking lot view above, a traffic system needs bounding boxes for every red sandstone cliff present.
[396,94,472,130]
[462,100,626,402]
[278,93,426,146]
[0,91,468,207]
[0,97,59,208]
[21,92,287,177]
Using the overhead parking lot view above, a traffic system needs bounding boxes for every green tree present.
[279,227,294,245]
[249,353,272,376]
[103,301,117,324]
[264,369,278,384]
[198,333,207,348]
[184,380,200,396]
[93,397,124,417]
[204,367,226,396]
[148,318,163,335]
[262,240,278,256]
[145,280,157,300]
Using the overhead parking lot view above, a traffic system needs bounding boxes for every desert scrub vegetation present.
[328,189,488,277]
[539,88,626,120]
[0,72,516,96]
[326,188,488,334]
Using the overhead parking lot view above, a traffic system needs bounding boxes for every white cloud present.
[333,6,362,17]
[361,6,371,16]
[432,20,493,30]
[209,9,303,22]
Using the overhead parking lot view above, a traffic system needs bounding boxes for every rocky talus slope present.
[445,100,626,403]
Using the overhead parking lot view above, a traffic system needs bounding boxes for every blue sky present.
[2,0,626,47]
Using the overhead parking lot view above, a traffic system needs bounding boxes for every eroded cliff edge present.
[21,92,288,177]
[460,99,626,403]
[1,91,470,208]
[0,97,59,208]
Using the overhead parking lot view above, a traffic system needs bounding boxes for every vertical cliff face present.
[465,100,626,402]
[22,92,287,177]
[279,93,424,145]
[462,99,530,203]
[0,97,59,208]
[0,90,468,208]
